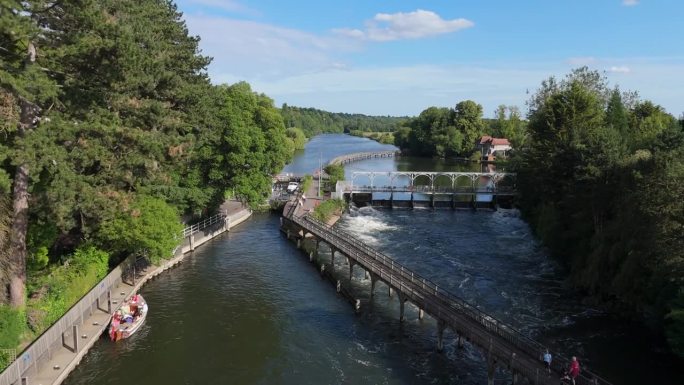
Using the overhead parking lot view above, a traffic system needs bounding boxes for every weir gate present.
[281,202,611,385]
[337,171,517,209]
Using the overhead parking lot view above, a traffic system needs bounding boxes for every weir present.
[338,171,517,209]
[281,202,610,385]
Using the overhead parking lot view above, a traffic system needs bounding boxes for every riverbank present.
[0,204,252,385]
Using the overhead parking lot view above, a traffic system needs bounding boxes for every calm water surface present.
[66,135,683,385]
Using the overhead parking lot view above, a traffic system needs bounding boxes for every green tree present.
[0,0,59,307]
[286,127,307,150]
[492,105,527,148]
[98,196,182,263]
[453,100,485,154]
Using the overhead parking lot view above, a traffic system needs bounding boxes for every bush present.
[312,199,346,222]
[301,175,313,193]
[28,246,110,332]
[0,305,24,350]
[324,164,345,189]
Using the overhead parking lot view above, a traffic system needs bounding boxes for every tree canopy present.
[514,67,684,357]
[0,0,293,357]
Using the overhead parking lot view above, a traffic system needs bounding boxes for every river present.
[66,134,683,384]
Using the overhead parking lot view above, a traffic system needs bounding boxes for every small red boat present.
[109,294,148,341]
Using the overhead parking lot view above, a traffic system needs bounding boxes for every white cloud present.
[609,65,631,73]
[622,0,639,6]
[183,15,359,81]
[334,9,474,42]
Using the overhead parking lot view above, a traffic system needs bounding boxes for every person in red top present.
[568,356,581,384]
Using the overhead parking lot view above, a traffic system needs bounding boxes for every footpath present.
[1,201,252,385]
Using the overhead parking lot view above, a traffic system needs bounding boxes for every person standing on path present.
[568,356,581,385]
[543,349,552,374]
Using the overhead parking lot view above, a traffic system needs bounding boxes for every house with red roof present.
[476,136,512,161]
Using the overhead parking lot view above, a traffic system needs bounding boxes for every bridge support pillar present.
[418,308,424,320]
[189,234,195,251]
[511,371,519,385]
[309,251,314,262]
[330,248,335,267]
[436,320,446,351]
[348,259,355,281]
[388,286,393,297]
[364,270,369,279]
[451,193,456,210]
[296,238,301,249]
[398,292,408,322]
[370,274,378,299]
[410,193,414,209]
[457,333,464,348]
[320,263,325,275]
[486,359,496,385]
[390,192,393,209]
[430,194,434,209]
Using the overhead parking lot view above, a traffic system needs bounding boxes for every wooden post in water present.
[398,292,407,322]
[437,320,446,351]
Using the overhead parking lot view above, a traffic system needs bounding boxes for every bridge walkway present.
[283,207,610,385]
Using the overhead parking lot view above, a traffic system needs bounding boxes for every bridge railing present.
[291,211,611,385]
[182,213,225,238]
[328,151,398,166]
[347,185,516,195]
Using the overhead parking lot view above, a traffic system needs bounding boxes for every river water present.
[66,134,683,385]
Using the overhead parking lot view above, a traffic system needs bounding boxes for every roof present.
[478,136,510,146]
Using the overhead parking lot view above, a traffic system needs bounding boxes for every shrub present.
[28,246,110,332]
[312,199,346,222]
[324,164,345,189]
[301,175,313,193]
[0,305,24,350]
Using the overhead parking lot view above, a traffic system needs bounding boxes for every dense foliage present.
[514,68,684,357]
[324,164,345,190]
[280,104,407,137]
[395,102,526,158]
[0,0,292,359]
[286,127,307,150]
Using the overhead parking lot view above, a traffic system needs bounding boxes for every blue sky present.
[176,0,683,117]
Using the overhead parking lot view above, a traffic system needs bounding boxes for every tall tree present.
[453,100,485,152]
[0,0,58,306]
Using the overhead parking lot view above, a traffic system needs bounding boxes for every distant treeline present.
[280,104,408,137]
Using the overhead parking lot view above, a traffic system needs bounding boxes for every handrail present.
[286,210,611,385]
[182,213,225,238]
[328,151,398,166]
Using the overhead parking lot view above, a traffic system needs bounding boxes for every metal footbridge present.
[282,205,611,385]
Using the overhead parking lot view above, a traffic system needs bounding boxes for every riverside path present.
[281,201,611,385]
